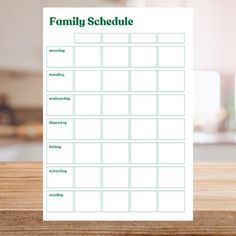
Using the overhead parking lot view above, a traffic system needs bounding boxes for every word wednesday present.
[49,16,133,27]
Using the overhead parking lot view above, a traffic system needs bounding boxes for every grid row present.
[74,33,185,44]
[47,166,185,188]
[47,142,185,164]
[47,94,185,116]
[47,70,185,92]
[46,46,185,68]
[47,118,185,140]
[47,190,185,212]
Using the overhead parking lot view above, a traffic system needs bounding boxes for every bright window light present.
[194,71,221,127]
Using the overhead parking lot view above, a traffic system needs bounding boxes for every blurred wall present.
[0,0,235,108]
[189,0,236,74]
[144,0,236,74]
[0,74,42,108]
[0,0,121,108]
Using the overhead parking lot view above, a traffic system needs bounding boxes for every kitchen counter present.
[0,162,235,235]
[0,140,42,161]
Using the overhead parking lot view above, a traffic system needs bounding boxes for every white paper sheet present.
[43,8,193,221]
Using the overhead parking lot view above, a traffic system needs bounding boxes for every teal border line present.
[74,70,102,92]
[102,70,129,92]
[46,118,74,140]
[46,46,74,68]
[158,46,185,68]
[74,142,101,164]
[157,166,185,189]
[74,191,102,212]
[102,191,129,212]
[74,118,101,140]
[158,190,185,213]
[46,190,74,213]
[45,32,187,215]
[157,118,185,141]
[158,33,185,44]
[102,33,129,44]
[130,46,157,68]
[130,166,157,189]
[74,94,101,116]
[130,118,157,140]
[157,142,185,165]
[75,46,102,68]
[130,33,157,44]
[46,118,185,141]
[74,166,102,188]
[46,94,74,116]
[46,166,74,188]
[157,70,185,92]
[102,143,129,164]
[130,142,157,164]
[130,70,158,92]
[102,166,129,188]
[130,191,157,212]
[102,118,129,140]
[74,33,101,44]
[130,94,157,116]
[46,70,74,92]
[102,94,129,116]
[46,142,74,164]
[46,190,185,213]
[157,94,185,116]
[102,46,129,68]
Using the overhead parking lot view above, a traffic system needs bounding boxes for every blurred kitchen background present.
[0,0,236,161]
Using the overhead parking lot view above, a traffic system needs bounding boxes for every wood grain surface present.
[0,162,235,235]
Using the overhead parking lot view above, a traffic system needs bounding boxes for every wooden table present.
[0,162,236,235]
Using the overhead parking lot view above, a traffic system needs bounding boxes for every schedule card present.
[43,8,193,221]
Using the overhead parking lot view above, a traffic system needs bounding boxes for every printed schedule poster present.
[43,8,193,221]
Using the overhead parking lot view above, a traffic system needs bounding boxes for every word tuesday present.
[49,16,133,27]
